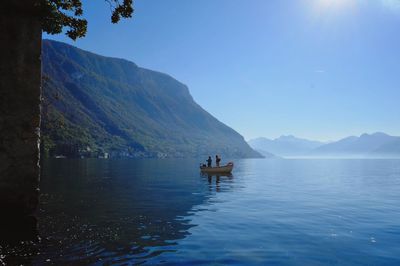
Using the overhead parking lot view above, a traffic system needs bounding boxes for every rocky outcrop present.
[0,1,41,241]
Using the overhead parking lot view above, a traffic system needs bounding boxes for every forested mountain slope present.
[41,40,261,158]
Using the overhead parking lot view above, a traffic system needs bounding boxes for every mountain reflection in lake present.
[38,159,223,265]
[2,158,400,265]
[2,159,228,265]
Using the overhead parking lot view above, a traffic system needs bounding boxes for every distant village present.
[51,145,170,159]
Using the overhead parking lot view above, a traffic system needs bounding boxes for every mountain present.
[248,135,324,157]
[311,132,400,157]
[373,139,400,155]
[41,40,262,158]
[252,149,279,159]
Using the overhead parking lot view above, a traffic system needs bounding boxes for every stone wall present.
[0,1,42,241]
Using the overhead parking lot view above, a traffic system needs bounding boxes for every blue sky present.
[44,0,400,141]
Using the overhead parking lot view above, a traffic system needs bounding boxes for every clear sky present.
[44,0,400,141]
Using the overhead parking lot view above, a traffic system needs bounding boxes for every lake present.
[2,158,400,265]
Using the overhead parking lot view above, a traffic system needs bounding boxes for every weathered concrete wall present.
[0,1,42,241]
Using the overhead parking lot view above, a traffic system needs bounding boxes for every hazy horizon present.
[44,0,400,141]
[246,131,400,142]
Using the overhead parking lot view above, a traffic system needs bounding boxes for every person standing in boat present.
[207,156,212,167]
[216,155,221,167]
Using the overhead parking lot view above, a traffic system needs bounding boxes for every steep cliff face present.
[41,40,261,158]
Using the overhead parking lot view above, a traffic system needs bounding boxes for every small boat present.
[200,162,234,174]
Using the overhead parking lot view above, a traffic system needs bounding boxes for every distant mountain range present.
[41,40,261,158]
[251,148,278,159]
[311,132,400,157]
[248,135,324,156]
[248,132,400,158]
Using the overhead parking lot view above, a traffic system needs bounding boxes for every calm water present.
[2,158,400,265]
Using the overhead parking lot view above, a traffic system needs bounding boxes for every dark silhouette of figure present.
[207,156,212,167]
[216,155,221,167]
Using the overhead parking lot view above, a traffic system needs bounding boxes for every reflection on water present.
[1,158,400,265]
[1,159,237,265]
[38,159,223,265]
[201,173,234,193]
